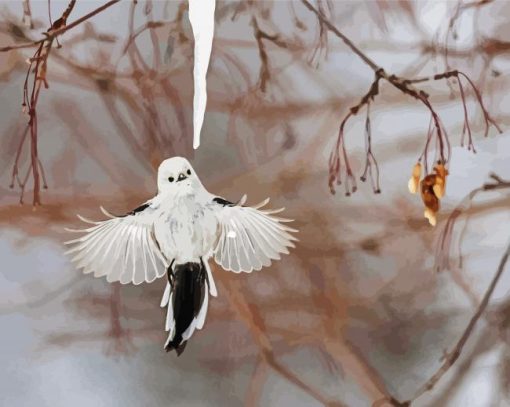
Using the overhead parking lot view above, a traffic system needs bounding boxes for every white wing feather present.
[213,196,298,273]
[65,204,168,285]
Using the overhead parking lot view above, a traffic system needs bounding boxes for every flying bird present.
[65,157,297,355]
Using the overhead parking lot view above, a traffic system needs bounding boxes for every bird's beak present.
[177,173,187,182]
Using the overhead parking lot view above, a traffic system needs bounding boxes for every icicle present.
[188,0,216,149]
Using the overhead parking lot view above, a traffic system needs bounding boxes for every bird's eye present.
[187,169,191,175]
[168,177,174,182]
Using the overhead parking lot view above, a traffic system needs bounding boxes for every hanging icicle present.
[188,0,216,149]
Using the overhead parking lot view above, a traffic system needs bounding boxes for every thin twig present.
[300,0,501,196]
[436,174,510,272]
[0,0,121,52]
[6,0,121,206]
[22,0,34,29]
[405,241,510,405]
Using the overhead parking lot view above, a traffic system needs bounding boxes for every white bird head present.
[157,157,203,196]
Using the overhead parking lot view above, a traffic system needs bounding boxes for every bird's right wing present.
[65,202,168,285]
[212,195,298,273]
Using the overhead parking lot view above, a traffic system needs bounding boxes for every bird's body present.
[154,193,218,264]
[65,157,297,355]
[153,190,218,354]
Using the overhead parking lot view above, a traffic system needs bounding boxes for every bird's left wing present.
[65,202,168,285]
[211,195,298,273]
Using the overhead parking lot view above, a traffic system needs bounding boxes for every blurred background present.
[1,1,510,406]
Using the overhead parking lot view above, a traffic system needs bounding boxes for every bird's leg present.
[167,259,175,288]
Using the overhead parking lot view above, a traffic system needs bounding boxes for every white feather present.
[213,198,297,273]
[165,292,175,332]
[65,205,167,285]
[196,283,209,330]
[161,282,171,307]
[203,259,217,297]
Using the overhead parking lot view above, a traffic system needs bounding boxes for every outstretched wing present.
[212,195,298,273]
[65,202,168,285]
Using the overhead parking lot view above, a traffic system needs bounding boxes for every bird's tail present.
[161,260,216,355]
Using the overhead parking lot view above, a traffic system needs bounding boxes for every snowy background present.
[1,1,510,406]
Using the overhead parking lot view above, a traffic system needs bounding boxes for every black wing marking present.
[127,202,151,216]
[212,197,235,207]
[106,202,151,218]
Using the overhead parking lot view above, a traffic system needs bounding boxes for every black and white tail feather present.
[160,260,217,355]
[64,157,297,355]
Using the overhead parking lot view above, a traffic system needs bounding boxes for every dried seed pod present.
[413,162,422,178]
[408,177,418,194]
[424,207,437,226]
[433,177,445,199]
[420,174,440,213]
[408,162,422,194]
[434,162,448,180]
[432,162,448,199]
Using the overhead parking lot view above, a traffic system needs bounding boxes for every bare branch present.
[411,241,510,404]
[0,0,121,52]
[436,174,510,272]
[300,0,502,202]
[22,0,34,29]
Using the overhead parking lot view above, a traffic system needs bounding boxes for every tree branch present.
[300,0,502,201]
[436,174,510,272]
[0,0,121,52]
[398,241,510,405]
[300,0,379,71]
